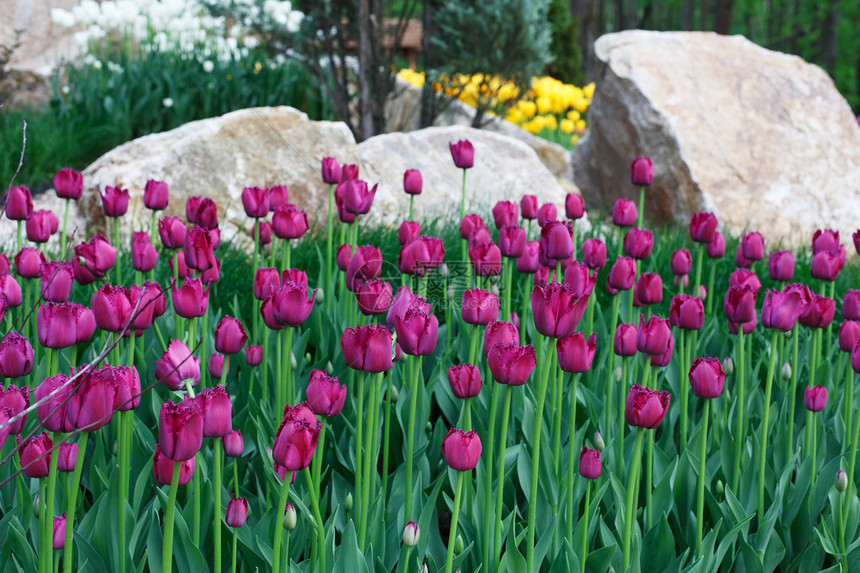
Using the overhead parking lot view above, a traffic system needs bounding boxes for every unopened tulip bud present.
[715,480,724,496]
[722,357,734,376]
[389,385,399,402]
[419,564,428,573]
[426,421,432,432]
[490,284,499,296]
[614,365,623,382]
[326,361,334,375]
[440,263,449,278]
[317,288,325,303]
[455,534,464,554]
[33,494,40,519]
[345,493,353,512]
[447,285,455,300]
[837,469,848,492]
[305,352,311,363]
[283,503,297,530]
[781,362,791,381]
[593,431,605,452]
[291,352,297,369]
[403,521,420,547]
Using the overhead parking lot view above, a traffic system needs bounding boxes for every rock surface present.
[356,125,571,224]
[80,106,359,246]
[78,107,577,246]
[572,30,860,244]
[1,0,81,75]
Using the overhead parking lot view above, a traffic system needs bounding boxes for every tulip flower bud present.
[226,497,250,528]
[57,442,78,473]
[33,494,41,519]
[389,384,399,402]
[781,362,792,381]
[441,428,482,471]
[419,564,428,573]
[222,430,244,457]
[715,480,725,496]
[345,493,353,513]
[317,288,325,303]
[449,139,474,169]
[837,469,848,492]
[455,534,464,554]
[579,445,601,479]
[283,504,297,530]
[593,431,605,452]
[53,168,83,200]
[440,263,450,278]
[615,365,623,382]
[403,521,420,547]
[722,357,734,376]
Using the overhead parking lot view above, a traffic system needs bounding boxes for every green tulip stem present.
[637,186,645,228]
[285,326,294,407]
[696,398,711,555]
[354,370,365,528]
[521,277,531,345]
[303,468,326,573]
[162,460,182,573]
[275,329,283,413]
[757,330,779,527]
[693,244,704,300]
[326,183,334,311]
[580,478,592,573]
[606,295,622,431]
[845,361,854,455]
[645,427,654,530]
[43,432,60,573]
[552,357,564,480]
[271,472,291,573]
[811,412,818,508]
[252,219,259,340]
[827,281,835,351]
[39,479,47,573]
[445,471,466,573]
[460,168,467,221]
[732,328,745,494]
[493,384,514,569]
[503,257,513,321]
[786,325,800,461]
[381,371,394,501]
[807,328,821,455]
[212,440,223,572]
[566,373,580,547]
[680,330,689,450]
[359,371,383,548]
[231,527,238,573]
[63,432,88,571]
[60,198,70,259]
[483,379,501,567]
[849,375,860,489]
[405,357,421,525]
[525,338,555,573]
[705,260,717,317]
[623,427,645,571]
[618,357,628,477]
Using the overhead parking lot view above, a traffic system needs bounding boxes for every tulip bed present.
[1,145,860,573]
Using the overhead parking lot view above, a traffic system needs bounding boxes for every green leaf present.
[333,521,369,573]
[642,512,675,573]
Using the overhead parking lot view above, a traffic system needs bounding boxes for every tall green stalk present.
[326,183,334,311]
[404,358,420,524]
[786,325,800,461]
[623,428,645,571]
[580,479,592,573]
[848,373,860,488]
[493,384,514,569]
[162,461,182,573]
[213,441,223,572]
[271,473,291,573]
[359,372,383,548]
[758,330,779,527]
[445,471,466,573]
[482,379,501,567]
[63,433,89,571]
[303,468,326,573]
[696,399,711,555]
[679,330,689,449]
[39,479,47,573]
[525,338,554,573]
[354,371,365,527]
[732,329,745,494]
[844,359,854,454]
[566,373,580,547]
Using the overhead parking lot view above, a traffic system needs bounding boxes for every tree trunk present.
[419,0,436,128]
[357,0,375,140]
[821,0,841,75]
[572,0,595,78]
[626,0,638,28]
[682,0,694,30]
[715,0,735,34]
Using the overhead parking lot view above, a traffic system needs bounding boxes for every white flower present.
[163,97,174,108]
[50,9,76,28]
[286,10,304,33]
[61,85,71,95]
[107,61,124,74]
[243,35,259,49]
[202,60,214,73]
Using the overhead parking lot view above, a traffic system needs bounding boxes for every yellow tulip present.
[560,119,575,134]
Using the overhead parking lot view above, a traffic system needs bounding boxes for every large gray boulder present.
[572,30,860,244]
